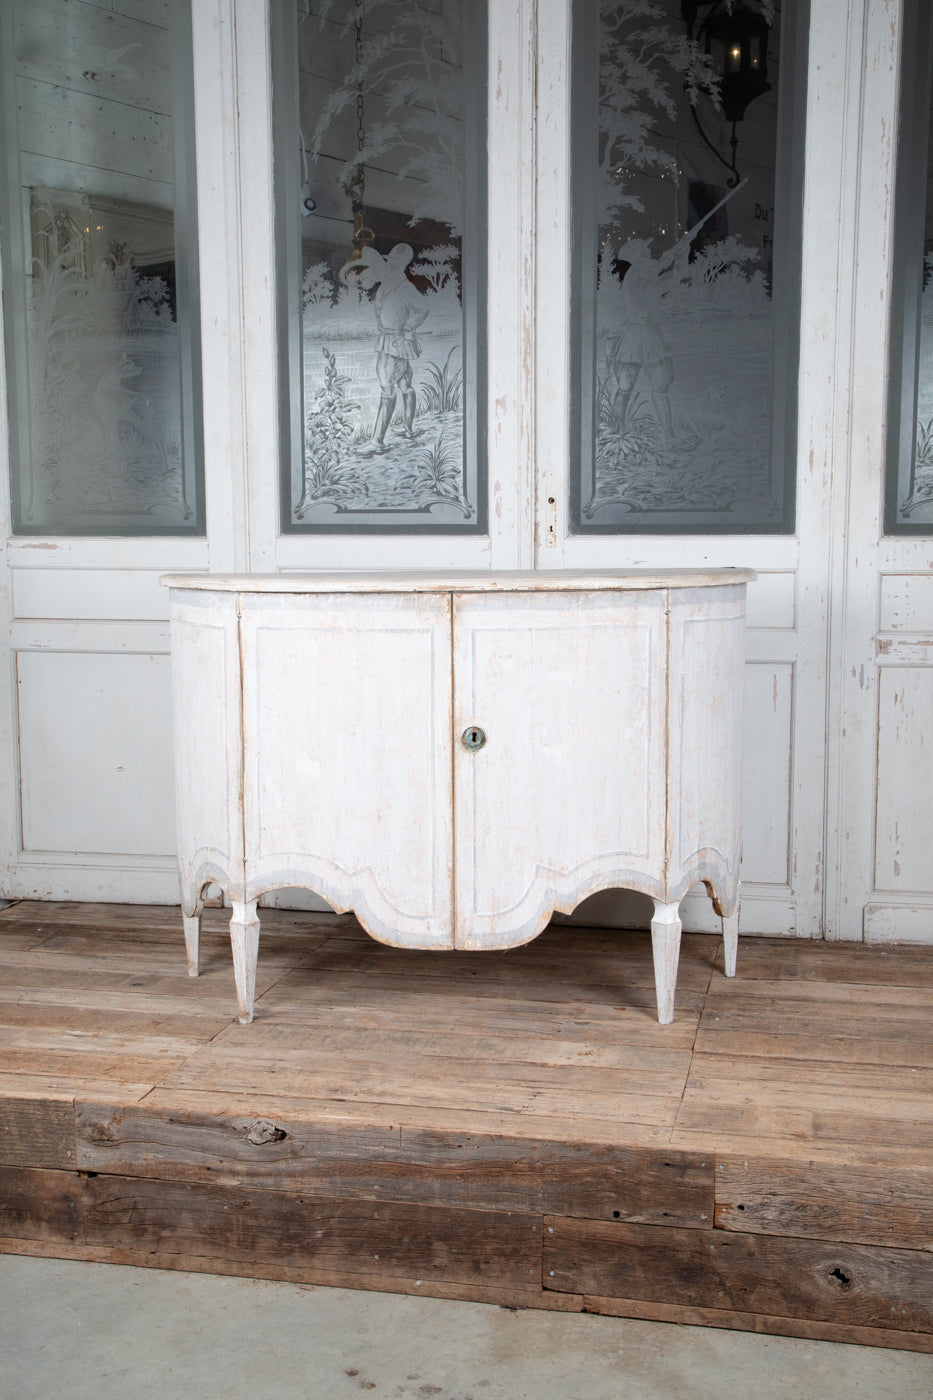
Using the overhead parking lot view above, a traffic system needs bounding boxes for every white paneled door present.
[0,0,210,901]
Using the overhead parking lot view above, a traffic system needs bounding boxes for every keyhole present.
[462,725,487,752]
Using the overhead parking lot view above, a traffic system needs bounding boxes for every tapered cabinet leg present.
[723,900,740,978]
[229,899,260,1024]
[183,913,201,977]
[650,899,683,1025]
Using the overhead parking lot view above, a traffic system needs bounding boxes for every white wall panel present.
[874,665,933,893]
[741,661,794,885]
[11,568,174,621]
[879,574,933,633]
[16,649,175,856]
[745,573,797,630]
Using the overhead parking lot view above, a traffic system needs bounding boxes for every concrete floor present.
[2,1255,932,1399]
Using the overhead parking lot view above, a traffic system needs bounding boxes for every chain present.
[349,0,374,256]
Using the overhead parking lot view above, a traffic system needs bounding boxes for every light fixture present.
[682,1,772,186]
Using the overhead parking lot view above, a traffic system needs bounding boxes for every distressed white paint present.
[17,649,175,856]
[167,570,750,1023]
[879,574,933,633]
[11,568,174,621]
[825,0,933,946]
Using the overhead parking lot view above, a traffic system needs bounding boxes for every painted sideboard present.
[163,569,753,1024]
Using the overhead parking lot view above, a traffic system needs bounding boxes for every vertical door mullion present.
[533,0,573,566]
[192,0,278,573]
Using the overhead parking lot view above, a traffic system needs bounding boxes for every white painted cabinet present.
[165,569,752,1024]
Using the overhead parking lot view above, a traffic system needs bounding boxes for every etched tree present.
[306,0,465,234]
[598,0,775,231]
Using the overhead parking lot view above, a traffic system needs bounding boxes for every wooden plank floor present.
[1,901,932,1351]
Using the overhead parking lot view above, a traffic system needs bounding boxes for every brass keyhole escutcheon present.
[462,725,487,752]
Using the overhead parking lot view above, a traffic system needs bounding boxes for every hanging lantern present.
[683,1,771,124]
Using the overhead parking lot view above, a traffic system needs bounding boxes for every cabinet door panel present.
[453,589,667,947]
[666,585,746,909]
[240,592,453,946]
[171,589,245,905]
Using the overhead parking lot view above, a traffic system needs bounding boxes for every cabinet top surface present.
[162,568,755,595]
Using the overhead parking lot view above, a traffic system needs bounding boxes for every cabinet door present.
[239,591,454,947]
[452,589,668,948]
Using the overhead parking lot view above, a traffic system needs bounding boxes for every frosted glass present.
[0,0,203,535]
[571,0,805,535]
[886,0,933,533]
[275,1,486,534]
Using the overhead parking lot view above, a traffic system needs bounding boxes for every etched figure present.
[339,243,430,453]
[605,233,694,444]
[605,184,745,448]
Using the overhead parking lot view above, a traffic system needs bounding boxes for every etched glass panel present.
[886,0,933,533]
[571,1,806,534]
[274,1,486,533]
[0,0,203,535]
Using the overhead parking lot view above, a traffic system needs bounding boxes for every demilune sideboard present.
[163,569,754,1024]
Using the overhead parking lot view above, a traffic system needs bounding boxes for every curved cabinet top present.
[162,567,756,595]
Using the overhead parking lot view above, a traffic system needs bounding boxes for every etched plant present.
[301,347,363,505]
[902,417,933,517]
[397,434,468,511]
[418,346,462,415]
[302,261,335,310]
[915,417,933,469]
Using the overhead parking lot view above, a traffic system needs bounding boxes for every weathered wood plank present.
[674,1053,933,1149]
[0,1027,204,1086]
[698,1006,933,1044]
[307,927,720,985]
[685,1052,933,1097]
[580,1293,933,1353]
[140,1089,671,1148]
[714,939,933,989]
[0,1073,154,1102]
[705,974,933,1010]
[0,929,55,953]
[543,1218,933,1332]
[0,942,308,974]
[0,1166,542,1293]
[0,987,245,1020]
[0,1003,232,1040]
[268,965,707,1018]
[299,946,715,995]
[0,1234,581,1312]
[676,1104,933,1153]
[156,1045,684,1124]
[714,1157,933,1251]
[256,982,700,1046]
[75,1100,714,1226]
[260,979,703,1046]
[0,901,349,939]
[207,1019,694,1078]
[0,1096,74,1169]
[692,1028,933,1069]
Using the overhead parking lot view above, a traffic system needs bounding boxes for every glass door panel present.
[570,0,806,534]
[0,0,203,535]
[274,0,487,534]
[885,0,933,532]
